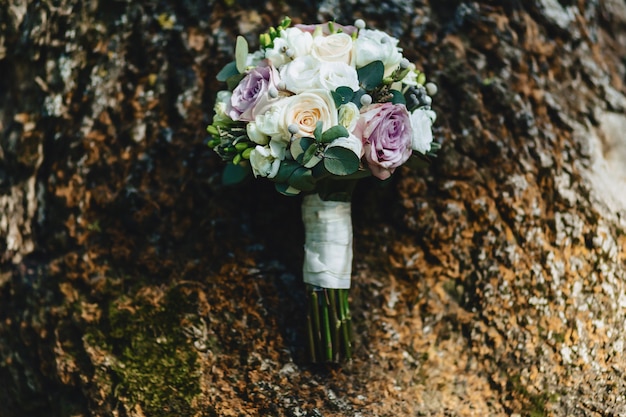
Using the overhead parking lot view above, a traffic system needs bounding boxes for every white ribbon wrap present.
[301,193,353,289]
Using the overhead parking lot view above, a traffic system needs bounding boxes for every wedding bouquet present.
[207,17,438,362]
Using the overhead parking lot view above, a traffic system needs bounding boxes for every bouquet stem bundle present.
[301,193,354,362]
[306,285,353,362]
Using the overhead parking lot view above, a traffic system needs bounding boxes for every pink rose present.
[228,62,280,122]
[355,103,413,180]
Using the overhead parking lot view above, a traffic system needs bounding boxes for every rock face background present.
[1,1,626,416]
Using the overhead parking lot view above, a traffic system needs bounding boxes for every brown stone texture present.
[1,1,626,416]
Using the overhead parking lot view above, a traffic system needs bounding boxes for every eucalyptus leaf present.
[332,86,355,107]
[301,143,319,166]
[323,146,360,176]
[291,136,316,163]
[390,89,407,105]
[275,182,301,196]
[314,121,323,142]
[235,36,249,73]
[222,162,250,186]
[273,159,300,183]
[321,125,349,143]
[216,61,238,82]
[287,167,316,191]
[357,61,384,90]
[226,73,246,91]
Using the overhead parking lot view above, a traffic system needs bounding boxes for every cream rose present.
[354,29,403,77]
[338,102,360,132]
[311,32,354,64]
[318,62,359,92]
[282,91,338,138]
[280,56,322,93]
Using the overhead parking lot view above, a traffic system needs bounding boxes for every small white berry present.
[354,19,366,29]
[400,58,410,69]
[288,124,299,135]
[360,94,372,106]
[268,86,278,98]
[277,81,286,90]
[425,82,438,96]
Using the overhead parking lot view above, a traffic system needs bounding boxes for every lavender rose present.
[228,63,280,122]
[355,103,413,180]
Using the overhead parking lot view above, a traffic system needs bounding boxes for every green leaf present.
[313,121,323,142]
[404,153,432,170]
[222,162,250,186]
[301,143,319,166]
[390,89,406,105]
[275,183,301,196]
[235,36,249,73]
[332,86,355,107]
[321,125,349,143]
[290,136,316,163]
[287,167,316,191]
[273,159,300,183]
[323,146,360,176]
[351,89,366,108]
[216,61,238,82]
[357,61,384,90]
[226,73,246,91]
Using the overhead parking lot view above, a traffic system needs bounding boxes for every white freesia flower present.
[283,90,338,138]
[311,32,354,64]
[354,29,403,77]
[249,144,281,178]
[401,69,418,86]
[280,56,322,93]
[246,121,269,145]
[254,98,293,142]
[265,28,313,68]
[409,109,434,154]
[338,102,360,132]
[318,62,359,92]
[213,90,232,121]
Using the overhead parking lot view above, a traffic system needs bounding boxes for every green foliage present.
[216,61,238,82]
[357,61,384,90]
[222,162,250,186]
[323,146,360,176]
[321,125,349,144]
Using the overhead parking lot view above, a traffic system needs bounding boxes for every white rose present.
[311,33,354,64]
[246,121,269,145]
[409,109,434,154]
[318,62,359,92]
[338,102,360,132]
[254,97,293,142]
[354,29,403,77]
[282,90,338,138]
[280,56,322,93]
[249,144,281,178]
[265,28,313,68]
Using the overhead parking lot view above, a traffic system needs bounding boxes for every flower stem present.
[328,289,340,362]
[320,291,333,361]
[339,289,352,360]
